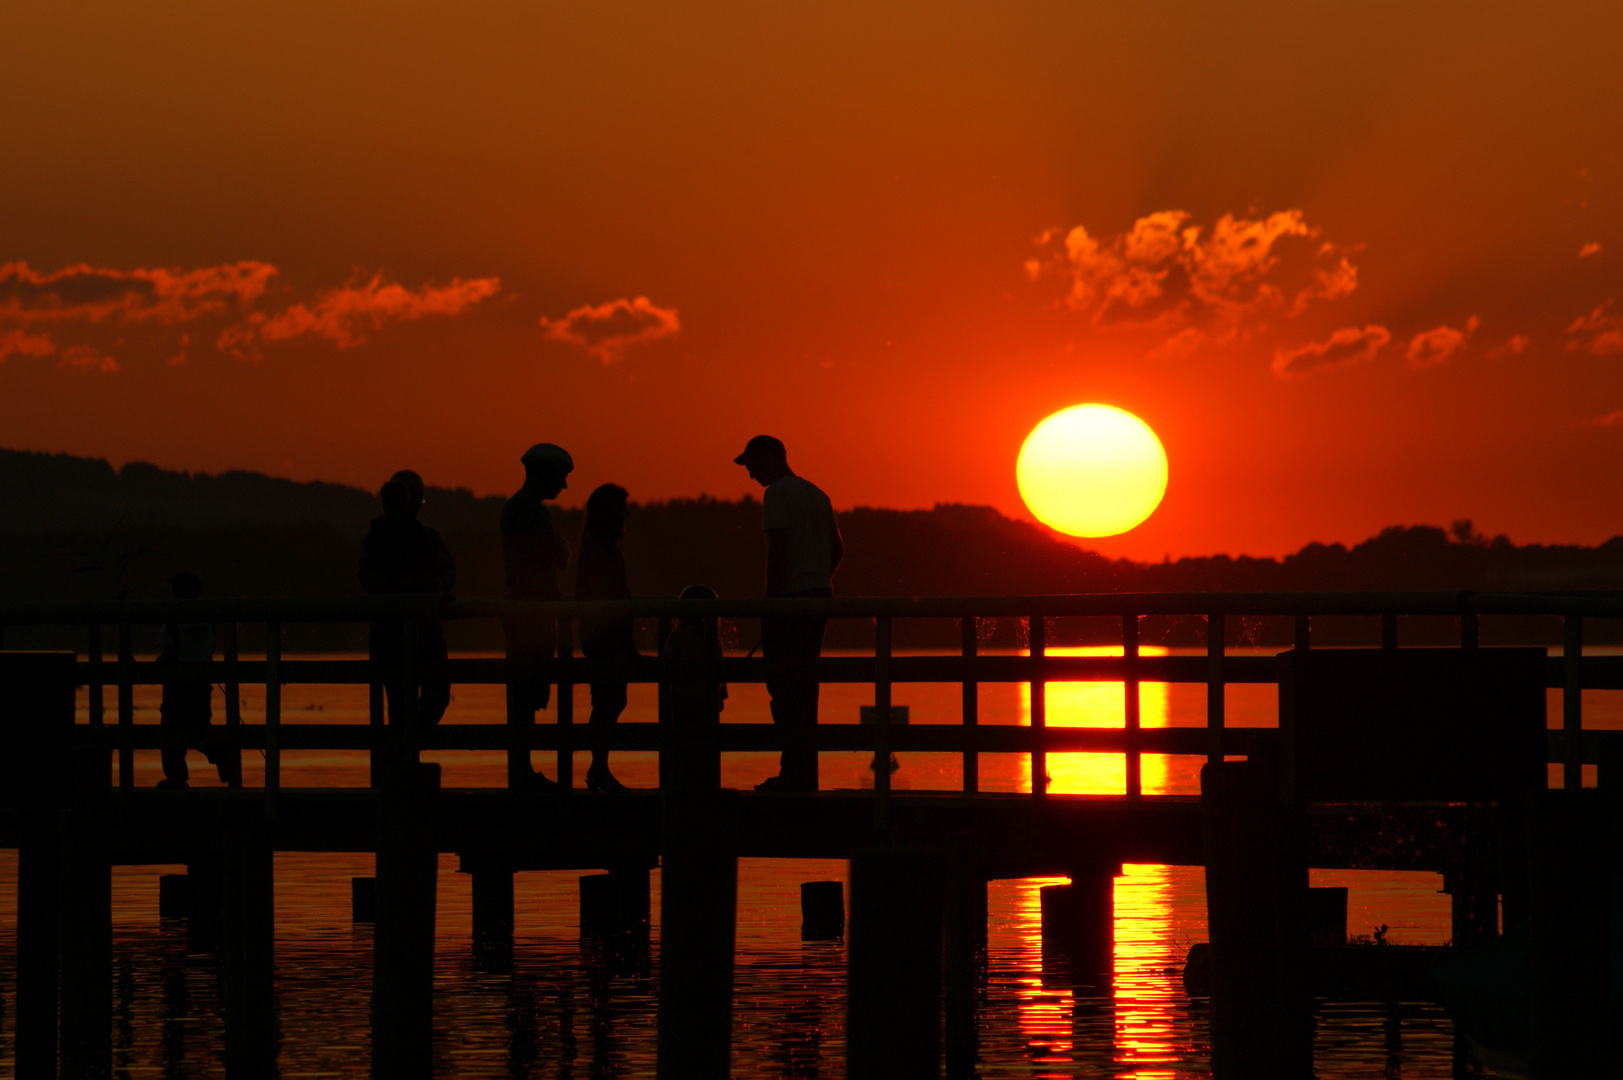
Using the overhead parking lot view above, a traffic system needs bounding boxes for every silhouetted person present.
[157,571,237,787]
[502,443,573,790]
[360,472,455,727]
[662,584,727,788]
[733,436,842,792]
[576,483,638,793]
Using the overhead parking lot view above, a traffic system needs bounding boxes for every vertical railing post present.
[657,615,672,791]
[1206,613,1224,765]
[1381,612,1398,651]
[223,621,243,789]
[1124,614,1141,800]
[1460,608,1480,649]
[1030,614,1046,800]
[117,621,134,790]
[873,616,892,830]
[1293,615,1310,653]
[368,620,385,788]
[265,621,281,820]
[961,616,978,794]
[557,617,574,792]
[1563,614,1583,790]
[88,622,104,727]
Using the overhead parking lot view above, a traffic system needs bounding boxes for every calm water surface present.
[6,645,1604,1076]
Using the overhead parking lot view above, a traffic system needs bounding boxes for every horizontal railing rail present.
[2,589,1617,825]
[3,588,1623,625]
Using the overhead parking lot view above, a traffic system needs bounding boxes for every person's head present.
[390,469,425,517]
[733,435,790,487]
[380,478,415,518]
[166,571,203,600]
[678,583,718,630]
[582,483,630,541]
[520,443,573,499]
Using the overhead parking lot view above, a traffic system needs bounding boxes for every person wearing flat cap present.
[734,435,843,792]
[501,443,574,790]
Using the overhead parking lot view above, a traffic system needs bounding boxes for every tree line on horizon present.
[4,446,1620,649]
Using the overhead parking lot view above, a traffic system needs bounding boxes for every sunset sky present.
[3,2,1621,559]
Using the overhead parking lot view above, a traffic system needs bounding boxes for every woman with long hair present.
[575,483,637,792]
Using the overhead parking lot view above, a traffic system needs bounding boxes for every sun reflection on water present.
[997,864,1208,1076]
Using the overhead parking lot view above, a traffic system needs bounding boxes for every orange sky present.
[3,2,1621,559]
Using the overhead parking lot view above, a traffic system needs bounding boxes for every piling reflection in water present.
[996,866,1208,1077]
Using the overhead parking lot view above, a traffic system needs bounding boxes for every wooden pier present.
[2,590,1621,1078]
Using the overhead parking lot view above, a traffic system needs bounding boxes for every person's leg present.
[762,615,793,778]
[418,621,452,726]
[588,681,628,772]
[159,714,189,786]
[780,614,827,788]
[503,614,555,787]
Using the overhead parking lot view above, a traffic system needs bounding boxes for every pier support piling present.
[222,812,276,1076]
[15,809,59,1080]
[847,846,945,1080]
[656,788,738,1079]
[59,749,113,1080]
[3,650,75,1080]
[581,866,651,938]
[1039,863,1116,987]
[943,872,987,1080]
[472,869,515,972]
[352,876,376,922]
[799,880,845,940]
[159,873,190,919]
[1201,760,1311,1080]
[372,762,441,1079]
[187,855,224,953]
[1527,788,1616,1077]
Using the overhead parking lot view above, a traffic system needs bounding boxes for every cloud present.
[1271,325,1390,380]
[1566,301,1623,356]
[57,344,119,373]
[539,295,681,363]
[0,261,276,323]
[1025,207,1356,331]
[1580,242,1603,258]
[1487,334,1531,358]
[219,274,501,352]
[1406,316,1480,368]
[1030,210,1361,364]
[1583,410,1623,427]
[0,329,57,363]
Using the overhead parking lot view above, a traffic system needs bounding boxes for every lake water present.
[6,645,1609,1076]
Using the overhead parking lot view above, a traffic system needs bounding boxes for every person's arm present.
[827,525,844,577]
[766,528,790,596]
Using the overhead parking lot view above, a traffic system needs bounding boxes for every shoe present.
[156,779,189,790]
[516,771,559,793]
[868,753,901,773]
[585,766,629,794]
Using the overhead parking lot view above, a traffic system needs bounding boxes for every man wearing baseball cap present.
[734,435,843,791]
[501,443,574,790]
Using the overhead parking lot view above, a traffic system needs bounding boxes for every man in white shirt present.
[734,435,843,791]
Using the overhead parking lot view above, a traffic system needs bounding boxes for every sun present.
[1017,404,1168,537]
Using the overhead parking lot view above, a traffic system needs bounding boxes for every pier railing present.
[2,590,1620,821]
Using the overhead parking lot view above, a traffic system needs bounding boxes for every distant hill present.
[4,445,1622,649]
